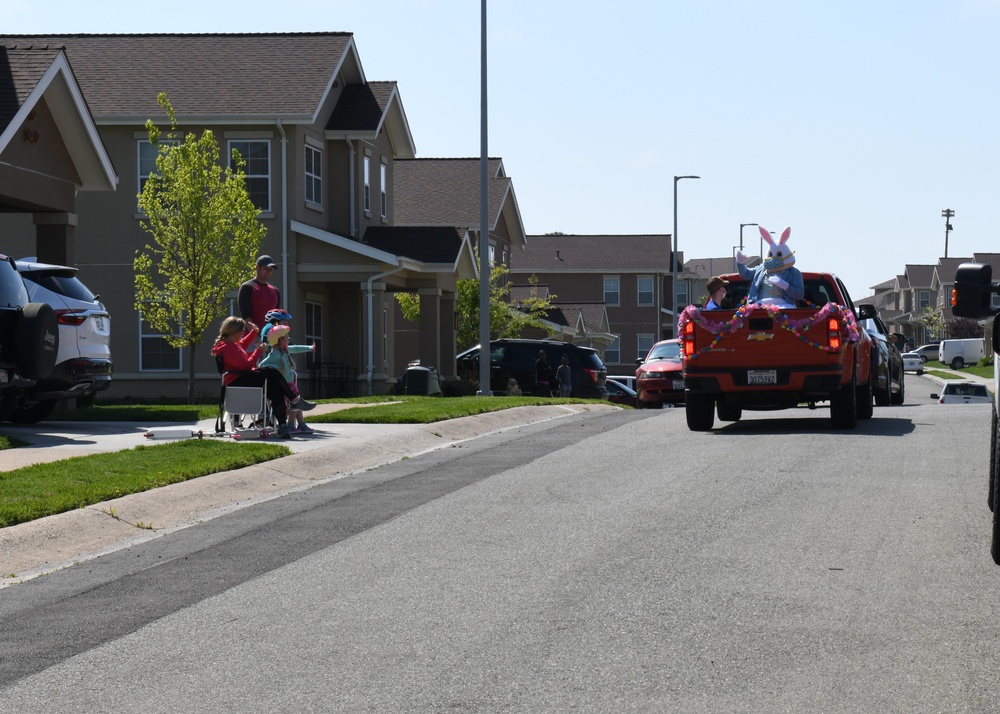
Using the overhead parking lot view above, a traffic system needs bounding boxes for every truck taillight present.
[683,320,695,357]
[828,317,841,351]
[582,367,598,383]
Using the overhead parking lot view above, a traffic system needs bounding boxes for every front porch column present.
[363,280,391,393]
[439,291,457,379]
[33,212,78,266]
[418,288,442,372]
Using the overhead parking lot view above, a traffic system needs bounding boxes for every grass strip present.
[306,396,590,424]
[0,440,289,528]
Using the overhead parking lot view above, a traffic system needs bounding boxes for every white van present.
[939,338,985,369]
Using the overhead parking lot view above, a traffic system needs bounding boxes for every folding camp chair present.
[215,356,273,436]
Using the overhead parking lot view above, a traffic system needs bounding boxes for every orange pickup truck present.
[678,272,874,431]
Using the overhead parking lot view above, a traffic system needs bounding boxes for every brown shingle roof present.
[0,46,63,133]
[513,234,673,273]
[362,225,467,264]
[904,264,935,288]
[0,33,354,120]
[394,157,507,228]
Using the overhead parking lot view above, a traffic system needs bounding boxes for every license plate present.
[748,369,777,385]
[672,379,685,391]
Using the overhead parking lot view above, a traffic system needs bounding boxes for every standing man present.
[239,255,281,331]
[555,353,572,397]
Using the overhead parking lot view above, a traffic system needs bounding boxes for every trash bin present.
[405,365,442,395]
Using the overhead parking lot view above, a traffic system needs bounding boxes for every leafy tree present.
[134,93,267,403]
[919,307,946,342]
[396,263,556,351]
[948,316,984,339]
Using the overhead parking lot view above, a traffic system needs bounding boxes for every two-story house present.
[0,33,479,399]
[509,234,681,373]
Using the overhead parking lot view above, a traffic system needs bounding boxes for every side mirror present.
[953,263,997,318]
[856,303,877,320]
[930,393,939,400]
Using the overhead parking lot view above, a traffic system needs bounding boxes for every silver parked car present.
[932,382,991,405]
[12,258,112,422]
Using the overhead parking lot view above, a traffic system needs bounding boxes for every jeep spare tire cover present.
[15,302,58,379]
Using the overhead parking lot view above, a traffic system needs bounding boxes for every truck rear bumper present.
[685,366,845,398]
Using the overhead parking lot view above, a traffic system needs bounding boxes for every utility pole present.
[942,208,955,258]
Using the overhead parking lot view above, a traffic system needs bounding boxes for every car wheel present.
[951,357,965,370]
[856,368,874,420]
[716,400,742,422]
[0,394,17,422]
[890,370,905,405]
[685,393,715,431]
[831,372,858,429]
[15,302,59,380]
[10,399,58,424]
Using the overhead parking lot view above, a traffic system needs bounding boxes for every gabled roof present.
[362,225,474,271]
[325,81,416,159]
[0,33,360,123]
[0,46,116,191]
[513,234,673,273]
[903,264,935,288]
[393,158,524,247]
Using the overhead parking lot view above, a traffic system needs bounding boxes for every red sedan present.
[635,339,684,408]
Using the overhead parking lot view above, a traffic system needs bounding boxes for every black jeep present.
[0,254,59,419]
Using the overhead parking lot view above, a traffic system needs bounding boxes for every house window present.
[637,276,654,306]
[380,162,387,219]
[502,248,508,265]
[304,300,322,371]
[137,139,178,194]
[229,140,271,211]
[637,333,654,361]
[363,155,371,214]
[918,290,931,310]
[606,336,621,364]
[489,244,496,264]
[604,276,620,306]
[677,282,689,308]
[139,313,181,371]
[305,144,322,207]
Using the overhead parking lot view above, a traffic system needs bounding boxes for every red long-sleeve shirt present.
[212,330,263,385]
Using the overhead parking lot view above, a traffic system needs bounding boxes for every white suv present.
[13,258,111,422]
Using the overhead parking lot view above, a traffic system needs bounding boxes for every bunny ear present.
[778,227,791,245]
[759,226,775,246]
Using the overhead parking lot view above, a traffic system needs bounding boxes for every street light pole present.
[737,222,758,271]
[942,208,955,258]
[671,175,700,338]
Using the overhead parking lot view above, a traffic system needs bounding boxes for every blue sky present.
[4,0,999,297]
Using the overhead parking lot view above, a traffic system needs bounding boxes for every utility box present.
[404,365,442,396]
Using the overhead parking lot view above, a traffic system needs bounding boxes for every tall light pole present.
[671,175,700,338]
[737,222,758,270]
[942,208,955,258]
[477,0,491,395]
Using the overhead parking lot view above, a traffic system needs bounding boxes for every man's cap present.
[256,255,277,268]
[706,276,729,292]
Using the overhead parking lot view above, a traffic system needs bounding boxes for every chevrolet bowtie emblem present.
[747,333,774,341]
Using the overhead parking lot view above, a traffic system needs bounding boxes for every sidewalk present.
[0,402,618,587]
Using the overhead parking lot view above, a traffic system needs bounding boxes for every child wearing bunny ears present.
[735,225,804,308]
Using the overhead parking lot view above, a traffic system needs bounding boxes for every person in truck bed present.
[704,276,729,309]
[736,225,804,307]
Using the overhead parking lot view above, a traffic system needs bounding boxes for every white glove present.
[736,249,748,265]
[767,275,789,290]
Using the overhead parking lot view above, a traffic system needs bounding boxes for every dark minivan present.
[457,339,608,399]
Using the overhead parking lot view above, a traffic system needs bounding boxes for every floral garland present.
[677,301,860,361]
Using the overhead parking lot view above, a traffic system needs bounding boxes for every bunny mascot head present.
[734,226,805,307]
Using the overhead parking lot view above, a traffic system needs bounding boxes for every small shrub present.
[441,378,478,397]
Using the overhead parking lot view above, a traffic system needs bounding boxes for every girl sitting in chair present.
[211,316,315,438]
[257,324,317,434]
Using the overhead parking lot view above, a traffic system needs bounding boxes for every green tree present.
[396,263,556,351]
[919,306,946,342]
[134,93,267,403]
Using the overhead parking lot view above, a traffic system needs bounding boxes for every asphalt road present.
[2,376,1000,712]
